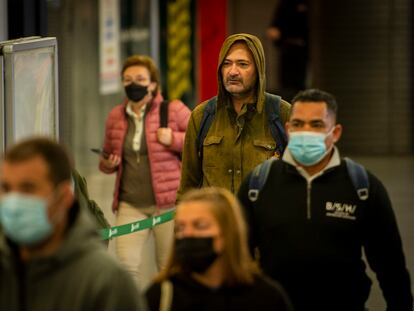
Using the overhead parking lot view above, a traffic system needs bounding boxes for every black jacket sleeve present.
[363,173,413,310]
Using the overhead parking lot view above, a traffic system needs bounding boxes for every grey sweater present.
[0,203,147,311]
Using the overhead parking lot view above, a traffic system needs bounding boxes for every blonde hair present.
[155,187,259,285]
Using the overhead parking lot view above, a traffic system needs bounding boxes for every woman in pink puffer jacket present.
[99,55,191,288]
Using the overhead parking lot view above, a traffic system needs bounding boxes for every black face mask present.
[124,83,148,102]
[175,237,218,273]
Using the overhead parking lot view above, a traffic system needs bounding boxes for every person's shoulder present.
[194,99,210,112]
[253,274,293,309]
[340,158,387,196]
[74,241,117,271]
[65,226,120,273]
[279,98,291,120]
[252,157,285,176]
[92,254,145,308]
[168,99,191,113]
[62,238,137,289]
[266,92,291,106]
[168,98,186,107]
[97,254,135,281]
[339,157,379,183]
[266,92,291,119]
[278,96,291,123]
[252,274,287,297]
[254,274,284,290]
[189,99,213,122]
[82,247,142,295]
[280,98,291,109]
[107,103,126,118]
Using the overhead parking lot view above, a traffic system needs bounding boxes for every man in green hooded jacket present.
[178,33,291,197]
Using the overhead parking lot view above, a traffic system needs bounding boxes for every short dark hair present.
[3,137,73,186]
[291,88,338,118]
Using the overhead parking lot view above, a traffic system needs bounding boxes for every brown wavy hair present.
[121,54,160,96]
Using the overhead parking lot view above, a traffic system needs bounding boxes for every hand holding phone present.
[90,148,109,159]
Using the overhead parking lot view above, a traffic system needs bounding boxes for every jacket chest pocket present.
[252,139,276,162]
[202,135,223,167]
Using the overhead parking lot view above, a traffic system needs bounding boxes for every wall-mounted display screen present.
[0,37,58,148]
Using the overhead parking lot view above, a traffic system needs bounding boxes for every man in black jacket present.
[238,89,413,310]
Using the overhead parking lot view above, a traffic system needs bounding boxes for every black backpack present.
[247,157,369,202]
[196,93,288,160]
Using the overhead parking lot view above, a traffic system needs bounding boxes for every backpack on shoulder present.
[196,93,288,160]
[159,100,182,160]
[247,157,369,202]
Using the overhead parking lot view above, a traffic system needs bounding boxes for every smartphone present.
[90,148,109,159]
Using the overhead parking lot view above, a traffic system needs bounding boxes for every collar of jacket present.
[282,146,341,180]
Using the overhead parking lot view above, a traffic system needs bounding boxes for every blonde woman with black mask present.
[145,187,293,311]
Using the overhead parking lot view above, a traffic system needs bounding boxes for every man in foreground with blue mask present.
[0,137,147,311]
[238,89,413,310]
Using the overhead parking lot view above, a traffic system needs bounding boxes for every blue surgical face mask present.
[0,193,53,246]
[287,128,334,166]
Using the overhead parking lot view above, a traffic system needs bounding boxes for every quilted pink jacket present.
[99,93,191,212]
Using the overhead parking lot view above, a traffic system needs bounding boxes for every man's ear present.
[57,181,75,209]
[332,124,343,143]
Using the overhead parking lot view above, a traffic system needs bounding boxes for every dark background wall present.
[230,0,412,155]
[312,0,412,155]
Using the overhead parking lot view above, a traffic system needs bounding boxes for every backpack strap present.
[196,97,217,159]
[248,157,277,202]
[159,100,169,128]
[197,95,286,159]
[264,93,287,158]
[159,280,173,311]
[344,157,369,200]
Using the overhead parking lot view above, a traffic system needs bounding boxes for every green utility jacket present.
[178,33,291,197]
